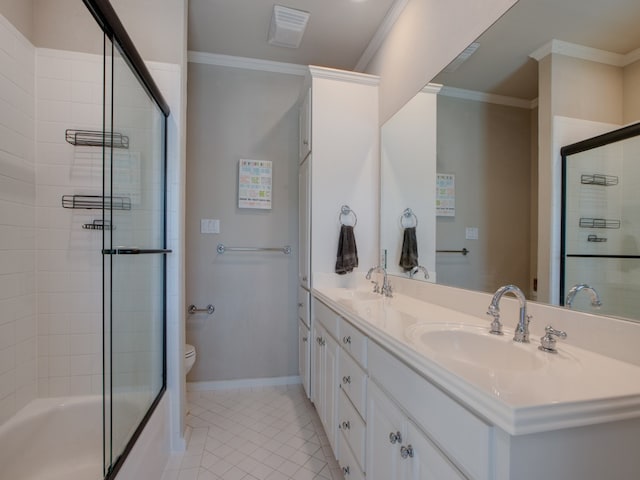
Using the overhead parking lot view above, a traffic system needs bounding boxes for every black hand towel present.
[335,225,359,275]
[399,226,419,271]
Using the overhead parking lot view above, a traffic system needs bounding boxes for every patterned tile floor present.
[161,385,344,480]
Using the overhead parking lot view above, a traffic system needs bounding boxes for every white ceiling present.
[433,0,640,100]
[188,0,398,71]
[188,0,640,99]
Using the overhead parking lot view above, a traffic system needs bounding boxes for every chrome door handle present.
[389,431,402,444]
[342,336,351,344]
[103,247,172,255]
[341,421,351,430]
[342,376,351,385]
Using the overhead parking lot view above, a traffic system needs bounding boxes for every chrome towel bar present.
[216,243,291,255]
[436,248,469,256]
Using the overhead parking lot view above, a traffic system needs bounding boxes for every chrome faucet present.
[366,265,392,297]
[409,265,429,280]
[565,283,602,309]
[486,284,531,343]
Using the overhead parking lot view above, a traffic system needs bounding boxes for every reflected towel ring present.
[400,208,418,228]
[339,205,358,226]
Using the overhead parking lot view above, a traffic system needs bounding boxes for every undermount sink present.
[406,323,550,373]
[333,289,382,303]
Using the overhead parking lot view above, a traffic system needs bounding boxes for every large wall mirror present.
[380,0,640,322]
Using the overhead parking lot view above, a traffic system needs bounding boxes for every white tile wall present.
[35,48,105,398]
[0,14,37,425]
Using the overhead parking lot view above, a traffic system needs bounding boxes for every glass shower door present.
[103,39,168,475]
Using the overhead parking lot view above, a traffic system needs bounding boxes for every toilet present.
[185,344,196,375]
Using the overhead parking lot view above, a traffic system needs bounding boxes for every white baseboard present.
[187,375,301,392]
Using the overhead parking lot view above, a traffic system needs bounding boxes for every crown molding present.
[354,0,409,72]
[188,51,308,76]
[422,83,443,94]
[529,39,638,67]
[439,86,535,109]
[308,65,380,85]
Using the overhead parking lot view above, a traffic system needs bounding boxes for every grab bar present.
[216,243,291,255]
[436,248,469,256]
[188,304,215,315]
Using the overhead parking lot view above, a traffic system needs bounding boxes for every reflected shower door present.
[103,39,167,475]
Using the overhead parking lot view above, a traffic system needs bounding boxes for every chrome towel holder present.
[400,208,418,228]
[339,205,357,226]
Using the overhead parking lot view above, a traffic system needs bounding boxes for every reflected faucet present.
[366,265,392,297]
[565,283,602,309]
[409,265,429,280]
[486,284,531,343]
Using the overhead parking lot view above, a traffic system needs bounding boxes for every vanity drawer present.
[339,317,368,368]
[339,389,366,472]
[298,287,310,328]
[369,342,492,480]
[339,348,367,418]
[338,427,365,480]
[313,298,339,340]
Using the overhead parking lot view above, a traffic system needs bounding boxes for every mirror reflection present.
[380,0,640,322]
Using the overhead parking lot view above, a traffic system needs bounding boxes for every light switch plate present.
[465,227,478,240]
[201,219,220,234]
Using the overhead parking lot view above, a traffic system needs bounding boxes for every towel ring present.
[339,205,357,226]
[400,208,418,228]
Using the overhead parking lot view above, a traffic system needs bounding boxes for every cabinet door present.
[299,87,311,161]
[323,333,339,458]
[298,319,310,398]
[366,382,406,480]
[312,322,324,409]
[405,421,466,480]
[298,157,311,288]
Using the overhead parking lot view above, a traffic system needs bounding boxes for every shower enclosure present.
[561,122,640,321]
[83,1,171,477]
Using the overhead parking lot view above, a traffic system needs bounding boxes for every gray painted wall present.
[436,96,533,294]
[185,62,303,382]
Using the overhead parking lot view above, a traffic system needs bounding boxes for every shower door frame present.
[559,121,640,305]
[81,1,171,479]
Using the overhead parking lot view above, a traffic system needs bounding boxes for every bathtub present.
[0,396,103,480]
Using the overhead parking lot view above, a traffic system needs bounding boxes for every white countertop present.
[313,286,640,435]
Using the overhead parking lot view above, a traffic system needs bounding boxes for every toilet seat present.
[185,344,196,358]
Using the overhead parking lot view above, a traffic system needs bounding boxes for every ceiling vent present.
[443,42,480,73]
[268,5,310,49]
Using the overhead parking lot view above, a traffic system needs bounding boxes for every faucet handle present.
[486,306,503,335]
[538,325,567,354]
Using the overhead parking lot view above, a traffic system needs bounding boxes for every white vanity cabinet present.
[298,287,311,397]
[312,319,339,455]
[299,87,311,161]
[298,156,310,289]
[313,298,370,478]
[367,381,466,480]
[297,66,379,290]
[297,320,310,397]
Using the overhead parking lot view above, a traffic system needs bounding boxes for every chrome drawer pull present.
[389,431,402,444]
[342,421,351,430]
[400,445,414,459]
[343,335,351,344]
[342,376,351,385]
